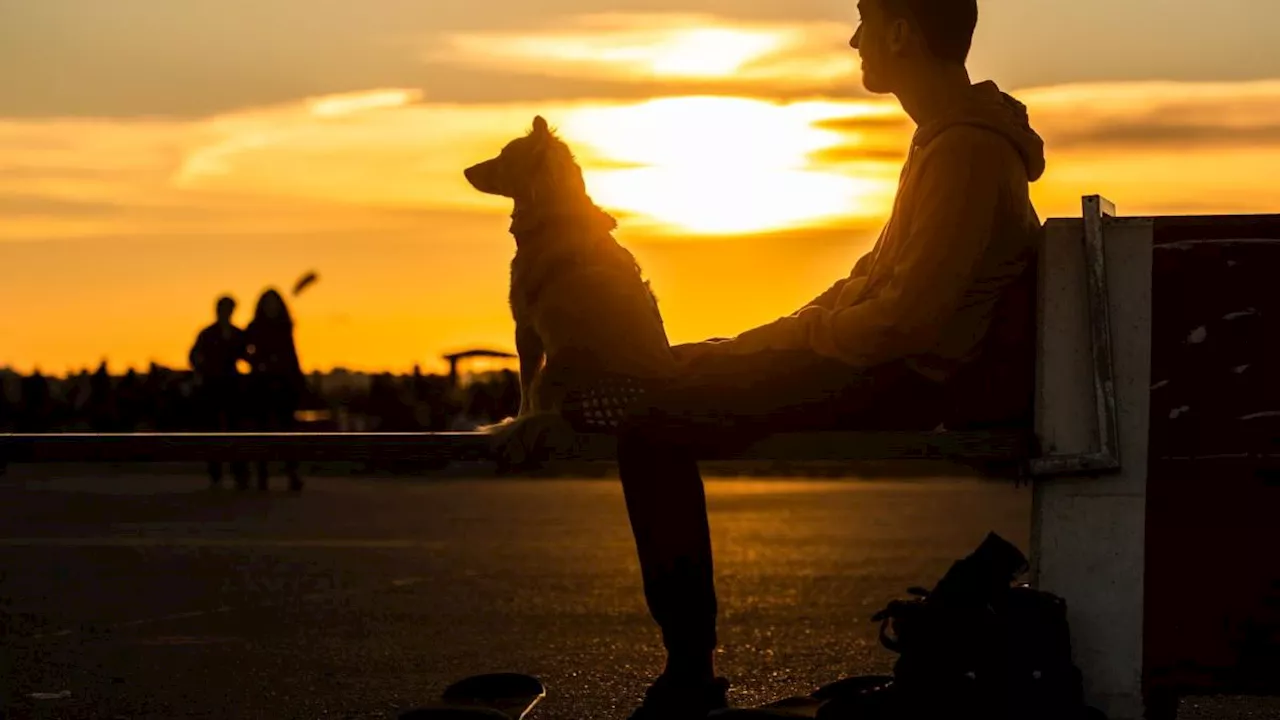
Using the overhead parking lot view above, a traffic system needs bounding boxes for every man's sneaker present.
[627,675,730,720]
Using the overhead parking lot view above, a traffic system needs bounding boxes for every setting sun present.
[558,97,894,234]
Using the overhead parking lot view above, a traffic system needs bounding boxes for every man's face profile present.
[850,0,896,95]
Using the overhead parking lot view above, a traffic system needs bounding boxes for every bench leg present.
[1034,200,1152,720]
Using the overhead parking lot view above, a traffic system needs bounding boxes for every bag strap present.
[871,587,931,653]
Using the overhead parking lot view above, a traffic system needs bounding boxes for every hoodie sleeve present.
[790,247,876,313]
[726,128,1009,366]
[796,277,853,313]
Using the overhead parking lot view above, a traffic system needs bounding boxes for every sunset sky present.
[2,0,1278,375]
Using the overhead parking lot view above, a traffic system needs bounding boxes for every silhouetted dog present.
[465,116,676,464]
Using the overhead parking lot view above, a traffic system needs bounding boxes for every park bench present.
[0,197,1120,478]
[4,195,1279,720]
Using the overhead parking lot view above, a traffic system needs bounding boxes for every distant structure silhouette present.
[442,349,516,388]
[189,295,250,487]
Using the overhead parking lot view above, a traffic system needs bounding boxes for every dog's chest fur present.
[504,214,676,422]
[507,226,641,326]
[507,242,555,327]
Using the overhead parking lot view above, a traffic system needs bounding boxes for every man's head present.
[215,295,235,323]
[850,0,978,94]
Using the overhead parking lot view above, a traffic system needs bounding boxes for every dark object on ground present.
[839,532,1102,719]
[717,533,1107,720]
[400,673,546,720]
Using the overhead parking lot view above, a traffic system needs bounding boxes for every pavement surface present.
[0,467,1271,719]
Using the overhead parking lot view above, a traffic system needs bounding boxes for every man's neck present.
[895,64,973,130]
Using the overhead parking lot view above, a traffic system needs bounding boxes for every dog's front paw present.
[485,412,576,472]
[478,416,517,433]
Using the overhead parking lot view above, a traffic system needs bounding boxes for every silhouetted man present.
[189,295,249,487]
[615,1,1045,717]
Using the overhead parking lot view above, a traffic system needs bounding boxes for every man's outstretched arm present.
[674,240,879,363]
[723,128,1011,367]
[789,245,877,314]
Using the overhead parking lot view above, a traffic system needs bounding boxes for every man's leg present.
[615,351,943,714]
[616,431,716,681]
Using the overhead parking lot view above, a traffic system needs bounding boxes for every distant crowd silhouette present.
[0,289,522,486]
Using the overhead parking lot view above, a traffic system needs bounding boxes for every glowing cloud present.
[7,80,1280,244]
[308,89,422,118]
[436,14,856,88]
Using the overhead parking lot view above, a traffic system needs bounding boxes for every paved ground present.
[0,467,1271,719]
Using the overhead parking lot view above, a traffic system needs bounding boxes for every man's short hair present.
[216,295,236,314]
[881,0,978,63]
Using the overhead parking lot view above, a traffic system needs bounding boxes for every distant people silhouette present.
[18,370,52,432]
[189,295,250,488]
[244,288,305,491]
[611,1,1046,717]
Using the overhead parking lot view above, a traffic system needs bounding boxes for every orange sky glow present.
[2,4,1279,375]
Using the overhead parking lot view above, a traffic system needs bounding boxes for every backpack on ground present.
[816,532,1106,720]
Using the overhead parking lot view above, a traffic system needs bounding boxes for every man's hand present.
[672,319,802,363]
[718,318,797,356]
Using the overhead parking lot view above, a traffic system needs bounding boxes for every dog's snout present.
[464,160,501,195]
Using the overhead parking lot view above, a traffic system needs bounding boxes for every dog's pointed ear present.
[532,115,549,136]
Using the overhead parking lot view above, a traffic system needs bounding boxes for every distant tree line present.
[0,363,520,434]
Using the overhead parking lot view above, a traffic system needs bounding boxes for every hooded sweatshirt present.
[723,80,1046,384]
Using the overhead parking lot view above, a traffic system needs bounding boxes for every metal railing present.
[0,428,1033,466]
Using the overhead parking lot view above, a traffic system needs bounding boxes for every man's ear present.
[887,17,911,55]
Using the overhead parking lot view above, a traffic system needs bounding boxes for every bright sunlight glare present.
[644,28,783,77]
[559,97,893,234]
[502,26,784,78]
[446,16,788,80]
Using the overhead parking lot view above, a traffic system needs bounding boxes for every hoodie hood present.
[914,80,1046,182]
